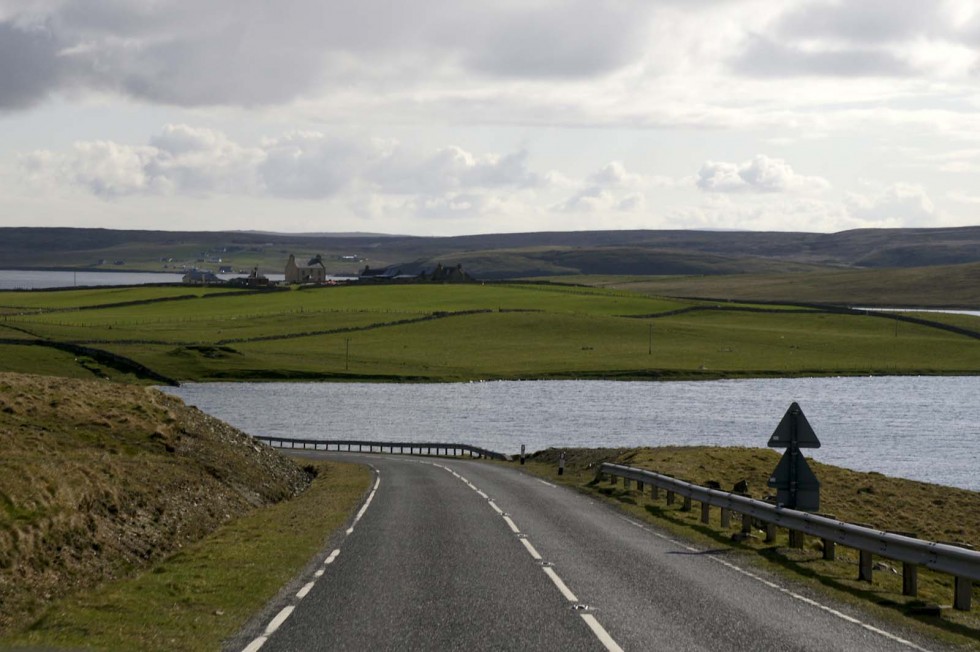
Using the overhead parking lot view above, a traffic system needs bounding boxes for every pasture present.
[1,283,978,383]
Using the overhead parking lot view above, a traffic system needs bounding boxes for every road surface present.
[233,453,947,652]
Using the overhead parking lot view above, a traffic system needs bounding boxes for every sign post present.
[558,451,566,476]
[766,402,821,511]
[520,444,526,466]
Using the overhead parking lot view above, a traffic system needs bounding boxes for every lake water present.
[0,270,300,289]
[163,376,980,492]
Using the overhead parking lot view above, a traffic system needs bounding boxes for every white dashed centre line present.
[430,461,626,652]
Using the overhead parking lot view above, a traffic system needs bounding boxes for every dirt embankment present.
[0,372,312,634]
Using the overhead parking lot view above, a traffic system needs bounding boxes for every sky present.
[2,0,980,236]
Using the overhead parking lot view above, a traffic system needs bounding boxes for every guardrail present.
[254,436,510,461]
[598,462,979,611]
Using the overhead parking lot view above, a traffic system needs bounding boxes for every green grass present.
[0,283,977,383]
[3,460,369,652]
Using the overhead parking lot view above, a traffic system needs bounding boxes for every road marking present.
[265,606,295,635]
[242,636,267,652]
[520,537,542,560]
[325,549,340,564]
[315,569,324,578]
[537,479,557,488]
[348,471,382,535]
[296,581,315,599]
[618,517,932,651]
[581,614,625,652]
[430,460,626,652]
[543,566,579,602]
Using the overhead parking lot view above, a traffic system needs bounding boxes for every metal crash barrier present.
[597,462,979,611]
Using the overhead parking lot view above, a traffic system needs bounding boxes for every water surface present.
[164,376,980,491]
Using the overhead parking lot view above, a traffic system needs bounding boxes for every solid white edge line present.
[296,581,316,599]
[543,566,579,602]
[521,537,542,560]
[503,516,520,533]
[618,517,932,652]
[265,606,295,635]
[242,636,267,652]
[580,614,625,652]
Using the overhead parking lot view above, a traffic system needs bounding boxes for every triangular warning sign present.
[767,402,821,449]
[767,449,820,491]
[767,449,821,511]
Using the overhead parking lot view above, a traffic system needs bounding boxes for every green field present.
[1,283,978,383]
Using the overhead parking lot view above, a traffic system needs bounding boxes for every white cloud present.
[556,161,652,213]
[696,155,830,194]
[844,182,938,227]
[18,125,554,227]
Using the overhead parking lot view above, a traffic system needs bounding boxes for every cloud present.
[733,35,912,78]
[0,0,656,110]
[0,21,64,110]
[367,146,542,195]
[20,125,544,207]
[556,161,649,212]
[844,182,938,226]
[696,155,829,194]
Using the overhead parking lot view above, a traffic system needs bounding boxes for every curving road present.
[233,454,948,652]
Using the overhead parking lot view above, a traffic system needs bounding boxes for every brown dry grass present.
[0,372,312,635]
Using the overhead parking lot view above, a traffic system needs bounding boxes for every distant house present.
[218,265,233,274]
[420,263,474,283]
[359,265,401,281]
[182,270,221,285]
[285,254,327,284]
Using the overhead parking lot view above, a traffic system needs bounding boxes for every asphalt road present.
[235,454,948,652]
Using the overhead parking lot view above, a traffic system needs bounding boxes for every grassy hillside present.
[0,372,313,635]
[569,262,980,308]
[5,226,980,277]
[1,283,978,383]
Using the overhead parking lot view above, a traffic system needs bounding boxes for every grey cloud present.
[733,35,912,78]
[1,0,655,109]
[776,0,941,44]
[0,21,63,110]
[460,1,652,79]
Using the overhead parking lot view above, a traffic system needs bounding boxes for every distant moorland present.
[3,226,980,283]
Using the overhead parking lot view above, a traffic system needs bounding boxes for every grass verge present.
[521,447,980,650]
[1,460,371,652]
